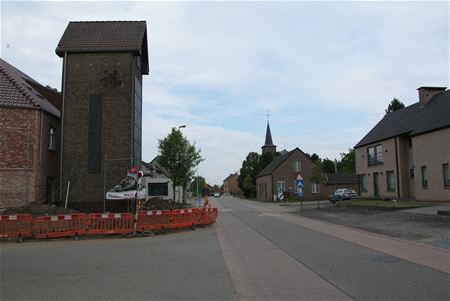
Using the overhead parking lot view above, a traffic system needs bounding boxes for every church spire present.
[262,121,276,155]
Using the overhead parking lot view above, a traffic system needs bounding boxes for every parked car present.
[214,192,220,198]
[329,188,358,203]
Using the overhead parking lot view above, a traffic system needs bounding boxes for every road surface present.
[1,196,449,300]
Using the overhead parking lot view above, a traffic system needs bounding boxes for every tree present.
[191,176,205,197]
[321,158,336,173]
[242,174,256,198]
[310,164,326,183]
[238,152,261,197]
[338,149,355,173]
[157,128,203,202]
[385,98,405,114]
[310,153,321,163]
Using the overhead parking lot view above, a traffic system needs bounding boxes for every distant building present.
[141,158,184,203]
[355,87,450,201]
[223,173,242,196]
[256,148,318,201]
[0,58,61,208]
[256,121,358,201]
[56,21,149,211]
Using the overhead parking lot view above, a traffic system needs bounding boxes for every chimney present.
[417,86,446,107]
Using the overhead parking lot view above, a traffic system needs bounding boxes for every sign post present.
[295,174,304,210]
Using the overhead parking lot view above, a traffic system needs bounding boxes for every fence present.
[0,206,218,241]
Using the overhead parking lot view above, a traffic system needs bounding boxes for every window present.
[386,171,395,191]
[48,127,56,150]
[358,174,368,192]
[367,145,383,166]
[408,138,412,148]
[148,182,169,196]
[293,161,301,172]
[88,95,102,173]
[421,166,428,188]
[443,164,450,188]
[410,168,414,178]
[277,178,285,193]
[312,182,319,194]
[133,76,142,165]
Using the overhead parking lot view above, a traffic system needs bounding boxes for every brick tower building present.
[56,21,149,211]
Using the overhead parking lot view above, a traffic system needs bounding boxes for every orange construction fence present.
[0,214,33,239]
[33,214,87,239]
[86,213,134,235]
[0,206,218,241]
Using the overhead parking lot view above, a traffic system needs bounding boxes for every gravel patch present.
[294,206,450,250]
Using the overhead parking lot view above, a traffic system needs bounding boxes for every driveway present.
[292,203,450,250]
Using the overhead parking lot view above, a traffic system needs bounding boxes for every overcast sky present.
[1,1,449,185]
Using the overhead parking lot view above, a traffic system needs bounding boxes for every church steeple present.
[262,121,277,155]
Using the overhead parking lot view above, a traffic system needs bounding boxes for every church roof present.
[262,121,276,148]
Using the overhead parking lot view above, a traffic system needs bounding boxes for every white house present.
[141,158,184,203]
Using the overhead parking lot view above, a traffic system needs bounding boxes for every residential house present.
[355,86,450,201]
[56,21,149,212]
[256,148,320,201]
[141,158,184,203]
[223,173,242,196]
[0,58,61,208]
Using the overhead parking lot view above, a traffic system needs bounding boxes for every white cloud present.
[1,1,448,185]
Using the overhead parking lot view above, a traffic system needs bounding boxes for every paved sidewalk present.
[403,203,450,215]
[235,198,450,274]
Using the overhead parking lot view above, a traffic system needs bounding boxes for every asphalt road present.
[213,196,450,301]
[1,228,235,300]
[1,196,449,300]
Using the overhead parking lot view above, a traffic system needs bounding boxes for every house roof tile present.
[355,90,450,148]
[0,58,61,117]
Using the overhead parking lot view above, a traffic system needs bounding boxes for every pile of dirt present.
[2,202,79,217]
[141,198,188,210]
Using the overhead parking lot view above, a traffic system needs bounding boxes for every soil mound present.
[2,202,79,217]
[142,198,188,210]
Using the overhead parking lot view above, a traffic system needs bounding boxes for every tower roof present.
[55,21,149,74]
[263,121,275,147]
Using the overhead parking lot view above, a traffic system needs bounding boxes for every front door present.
[373,172,380,197]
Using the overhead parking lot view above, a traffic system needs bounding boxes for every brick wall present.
[61,52,140,211]
[0,108,59,208]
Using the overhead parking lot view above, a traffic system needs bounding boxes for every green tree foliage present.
[158,128,203,201]
[385,98,405,114]
[238,152,261,197]
[310,164,326,183]
[191,176,205,197]
[337,149,356,173]
[310,153,320,163]
[238,151,278,198]
[242,174,256,198]
[321,158,336,173]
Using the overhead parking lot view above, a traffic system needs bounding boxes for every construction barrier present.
[86,213,134,235]
[0,207,218,241]
[0,214,33,239]
[34,214,87,239]
[167,208,197,229]
[136,210,170,232]
[200,207,218,225]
